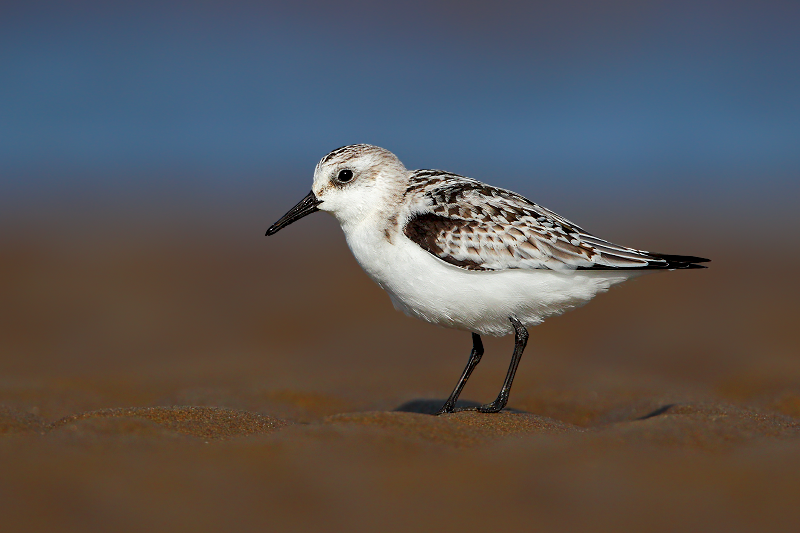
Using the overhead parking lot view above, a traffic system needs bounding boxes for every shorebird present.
[266,144,708,414]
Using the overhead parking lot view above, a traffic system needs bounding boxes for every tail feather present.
[647,253,710,269]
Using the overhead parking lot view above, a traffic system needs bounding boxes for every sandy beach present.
[2,222,799,533]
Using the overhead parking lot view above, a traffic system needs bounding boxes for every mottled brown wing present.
[402,173,679,271]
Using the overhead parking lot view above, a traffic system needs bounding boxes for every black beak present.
[266,191,322,236]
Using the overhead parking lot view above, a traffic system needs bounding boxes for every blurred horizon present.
[2,0,799,227]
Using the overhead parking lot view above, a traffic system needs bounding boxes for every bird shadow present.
[393,399,528,416]
[635,403,677,420]
[395,400,678,419]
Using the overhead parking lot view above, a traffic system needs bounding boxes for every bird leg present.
[474,317,528,413]
[435,333,484,415]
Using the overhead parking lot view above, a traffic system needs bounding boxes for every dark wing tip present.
[648,253,711,269]
[577,251,711,271]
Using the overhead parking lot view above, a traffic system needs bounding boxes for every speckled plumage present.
[268,144,708,336]
[401,170,702,272]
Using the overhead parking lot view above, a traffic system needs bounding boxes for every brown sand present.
[2,220,800,532]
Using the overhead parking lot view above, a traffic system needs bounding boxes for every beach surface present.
[2,220,799,533]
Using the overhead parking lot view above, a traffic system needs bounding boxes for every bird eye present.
[337,169,354,183]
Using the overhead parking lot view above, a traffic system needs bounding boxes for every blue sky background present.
[2,0,798,228]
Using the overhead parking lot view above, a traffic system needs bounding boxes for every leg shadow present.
[635,403,677,420]
[394,399,528,415]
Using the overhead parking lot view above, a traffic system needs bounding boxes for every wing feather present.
[402,172,708,271]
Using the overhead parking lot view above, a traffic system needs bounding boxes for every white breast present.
[343,221,644,336]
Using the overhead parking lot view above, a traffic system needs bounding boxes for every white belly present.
[345,225,643,337]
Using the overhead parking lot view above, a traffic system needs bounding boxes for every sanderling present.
[266,144,709,414]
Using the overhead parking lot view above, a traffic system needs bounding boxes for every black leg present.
[474,317,528,413]
[435,333,484,415]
